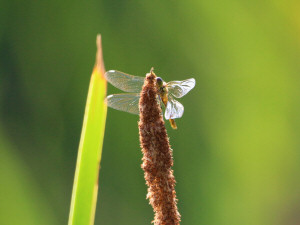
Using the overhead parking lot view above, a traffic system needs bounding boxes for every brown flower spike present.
[138,69,181,225]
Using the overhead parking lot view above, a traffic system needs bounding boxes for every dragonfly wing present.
[167,78,196,98]
[105,70,145,92]
[164,96,184,119]
[106,93,140,115]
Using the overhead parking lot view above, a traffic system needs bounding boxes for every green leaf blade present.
[68,35,107,225]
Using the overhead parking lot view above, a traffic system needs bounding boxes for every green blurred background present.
[1,1,300,225]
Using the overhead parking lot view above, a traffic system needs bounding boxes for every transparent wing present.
[164,95,184,120]
[106,93,140,115]
[167,78,196,98]
[105,70,145,92]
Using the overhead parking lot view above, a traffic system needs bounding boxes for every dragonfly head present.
[156,77,163,87]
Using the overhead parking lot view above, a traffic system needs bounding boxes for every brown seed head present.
[138,69,181,225]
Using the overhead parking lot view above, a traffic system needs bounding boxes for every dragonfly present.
[105,69,196,129]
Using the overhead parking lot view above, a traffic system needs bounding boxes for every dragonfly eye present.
[156,77,163,86]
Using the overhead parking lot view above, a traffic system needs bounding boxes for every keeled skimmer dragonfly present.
[105,70,195,129]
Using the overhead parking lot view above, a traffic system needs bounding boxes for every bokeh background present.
[1,1,300,225]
